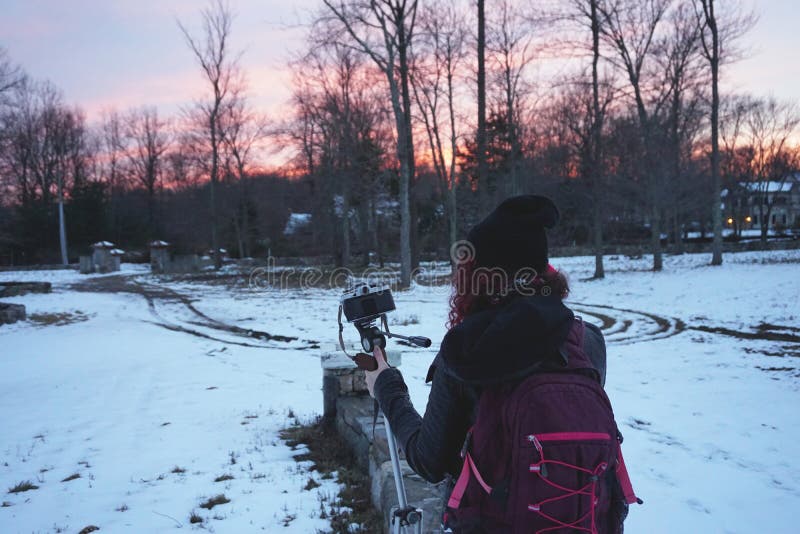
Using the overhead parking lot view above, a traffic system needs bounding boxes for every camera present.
[338,282,431,356]
[341,283,396,324]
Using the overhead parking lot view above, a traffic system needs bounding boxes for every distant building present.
[283,212,312,236]
[723,173,800,233]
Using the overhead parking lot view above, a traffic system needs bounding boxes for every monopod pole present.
[383,414,422,534]
[384,414,409,509]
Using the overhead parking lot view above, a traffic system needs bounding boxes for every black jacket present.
[373,295,607,483]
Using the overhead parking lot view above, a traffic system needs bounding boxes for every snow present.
[1,250,800,533]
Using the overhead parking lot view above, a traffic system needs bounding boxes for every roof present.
[92,241,115,248]
[738,181,795,194]
[150,240,169,247]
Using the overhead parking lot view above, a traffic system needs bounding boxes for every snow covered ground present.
[1,249,799,533]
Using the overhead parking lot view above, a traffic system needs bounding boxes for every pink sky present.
[2,0,797,124]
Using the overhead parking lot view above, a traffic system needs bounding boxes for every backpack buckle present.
[460,430,472,459]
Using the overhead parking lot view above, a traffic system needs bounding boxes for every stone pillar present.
[79,255,93,274]
[320,348,401,420]
[319,347,445,533]
[91,241,115,273]
[150,241,170,273]
[109,249,124,271]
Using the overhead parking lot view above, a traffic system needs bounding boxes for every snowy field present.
[1,249,799,533]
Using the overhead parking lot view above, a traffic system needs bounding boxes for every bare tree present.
[38,84,77,264]
[0,48,23,105]
[178,0,240,269]
[694,0,756,265]
[563,0,612,278]
[1,80,70,262]
[655,2,704,253]
[221,92,267,258]
[589,0,606,277]
[411,0,466,251]
[0,79,37,206]
[164,133,200,191]
[476,0,489,216]
[100,110,124,241]
[598,0,672,271]
[124,107,171,237]
[321,0,419,286]
[487,0,536,200]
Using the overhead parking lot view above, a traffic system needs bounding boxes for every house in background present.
[723,173,800,235]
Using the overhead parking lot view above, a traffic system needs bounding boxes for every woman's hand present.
[365,346,390,398]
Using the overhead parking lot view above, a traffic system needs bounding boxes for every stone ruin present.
[0,302,26,325]
[80,241,124,274]
[0,281,52,326]
[0,281,52,298]
[149,241,201,274]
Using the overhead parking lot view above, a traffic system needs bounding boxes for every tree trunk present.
[233,209,244,259]
[372,199,384,268]
[398,20,417,276]
[210,113,222,269]
[477,0,489,216]
[448,185,458,254]
[241,200,250,258]
[341,191,351,266]
[709,0,723,266]
[359,198,371,266]
[447,66,459,250]
[593,209,605,278]
[673,208,684,253]
[651,200,663,271]
[590,0,604,279]
[385,55,412,286]
[58,197,68,265]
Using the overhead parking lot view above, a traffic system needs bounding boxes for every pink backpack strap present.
[616,446,641,505]
[448,452,492,509]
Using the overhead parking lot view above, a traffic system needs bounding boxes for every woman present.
[365,195,626,533]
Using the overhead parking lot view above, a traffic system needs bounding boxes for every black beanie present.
[466,195,559,275]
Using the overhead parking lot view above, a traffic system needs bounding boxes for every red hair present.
[447,261,570,329]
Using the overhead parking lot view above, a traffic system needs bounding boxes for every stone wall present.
[0,281,51,298]
[321,351,445,533]
[0,302,26,325]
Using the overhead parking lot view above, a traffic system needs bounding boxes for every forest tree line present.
[1,0,798,282]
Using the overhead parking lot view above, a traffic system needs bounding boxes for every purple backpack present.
[445,319,640,533]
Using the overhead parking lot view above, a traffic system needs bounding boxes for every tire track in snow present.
[571,302,687,346]
[71,276,319,350]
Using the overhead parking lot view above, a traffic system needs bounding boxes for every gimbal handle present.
[381,330,432,348]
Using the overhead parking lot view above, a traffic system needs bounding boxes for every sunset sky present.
[2,0,797,123]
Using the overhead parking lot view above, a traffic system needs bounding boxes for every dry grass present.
[7,480,38,494]
[199,494,230,510]
[280,418,383,533]
[28,311,89,327]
